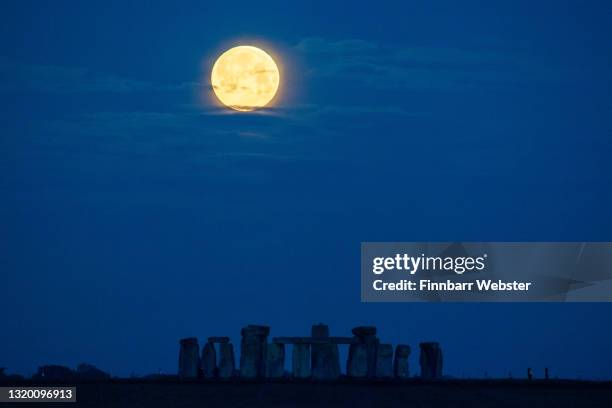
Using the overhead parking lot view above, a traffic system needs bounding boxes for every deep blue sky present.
[1,0,612,379]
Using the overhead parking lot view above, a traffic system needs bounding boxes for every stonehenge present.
[346,343,368,377]
[181,336,237,379]
[178,325,443,381]
[292,343,311,378]
[201,342,216,378]
[178,337,199,379]
[218,343,235,378]
[394,344,411,378]
[419,342,443,379]
[265,343,285,378]
[351,326,379,378]
[375,344,393,378]
[310,324,341,379]
[240,325,269,378]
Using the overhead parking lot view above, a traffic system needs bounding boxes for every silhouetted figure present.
[545,367,549,380]
[527,367,533,381]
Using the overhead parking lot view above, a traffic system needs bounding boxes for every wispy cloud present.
[295,38,380,55]
[44,110,288,152]
[294,37,557,91]
[0,57,198,94]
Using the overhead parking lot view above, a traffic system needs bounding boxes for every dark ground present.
[2,379,612,407]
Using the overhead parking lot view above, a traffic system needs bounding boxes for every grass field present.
[2,379,612,407]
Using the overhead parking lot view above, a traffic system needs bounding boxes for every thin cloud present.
[294,37,559,91]
[0,57,198,94]
[294,38,380,55]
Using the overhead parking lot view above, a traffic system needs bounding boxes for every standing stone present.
[394,344,411,379]
[311,323,330,338]
[375,344,393,378]
[347,343,368,378]
[178,337,200,379]
[218,343,235,378]
[240,325,269,378]
[419,342,443,379]
[292,343,311,378]
[265,343,285,378]
[352,326,379,378]
[311,324,340,380]
[201,342,217,378]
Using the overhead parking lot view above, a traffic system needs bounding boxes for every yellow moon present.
[211,46,280,111]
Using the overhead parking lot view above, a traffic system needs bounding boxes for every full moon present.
[211,45,280,111]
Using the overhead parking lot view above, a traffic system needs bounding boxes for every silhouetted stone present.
[201,342,217,378]
[394,344,411,378]
[311,324,340,380]
[375,344,393,378]
[208,336,230,343]
[240,325,269,378]
[265,343,285,378]
[178,337,200,379]
[347,343,368,378]
[351,326,377,338]
[419,342,443,379]
[311,344,340,380]
[218,343,235,378]
[273,337,356,344]
[292,343,311,378]
[351,326,379,378]
[76,363,110,380]
[311,323,330,338]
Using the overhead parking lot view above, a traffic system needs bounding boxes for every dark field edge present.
[2,378,611,389]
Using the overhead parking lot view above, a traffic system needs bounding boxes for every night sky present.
[2,0,612,379]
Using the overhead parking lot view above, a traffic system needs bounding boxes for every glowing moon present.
[211,45,280,111]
